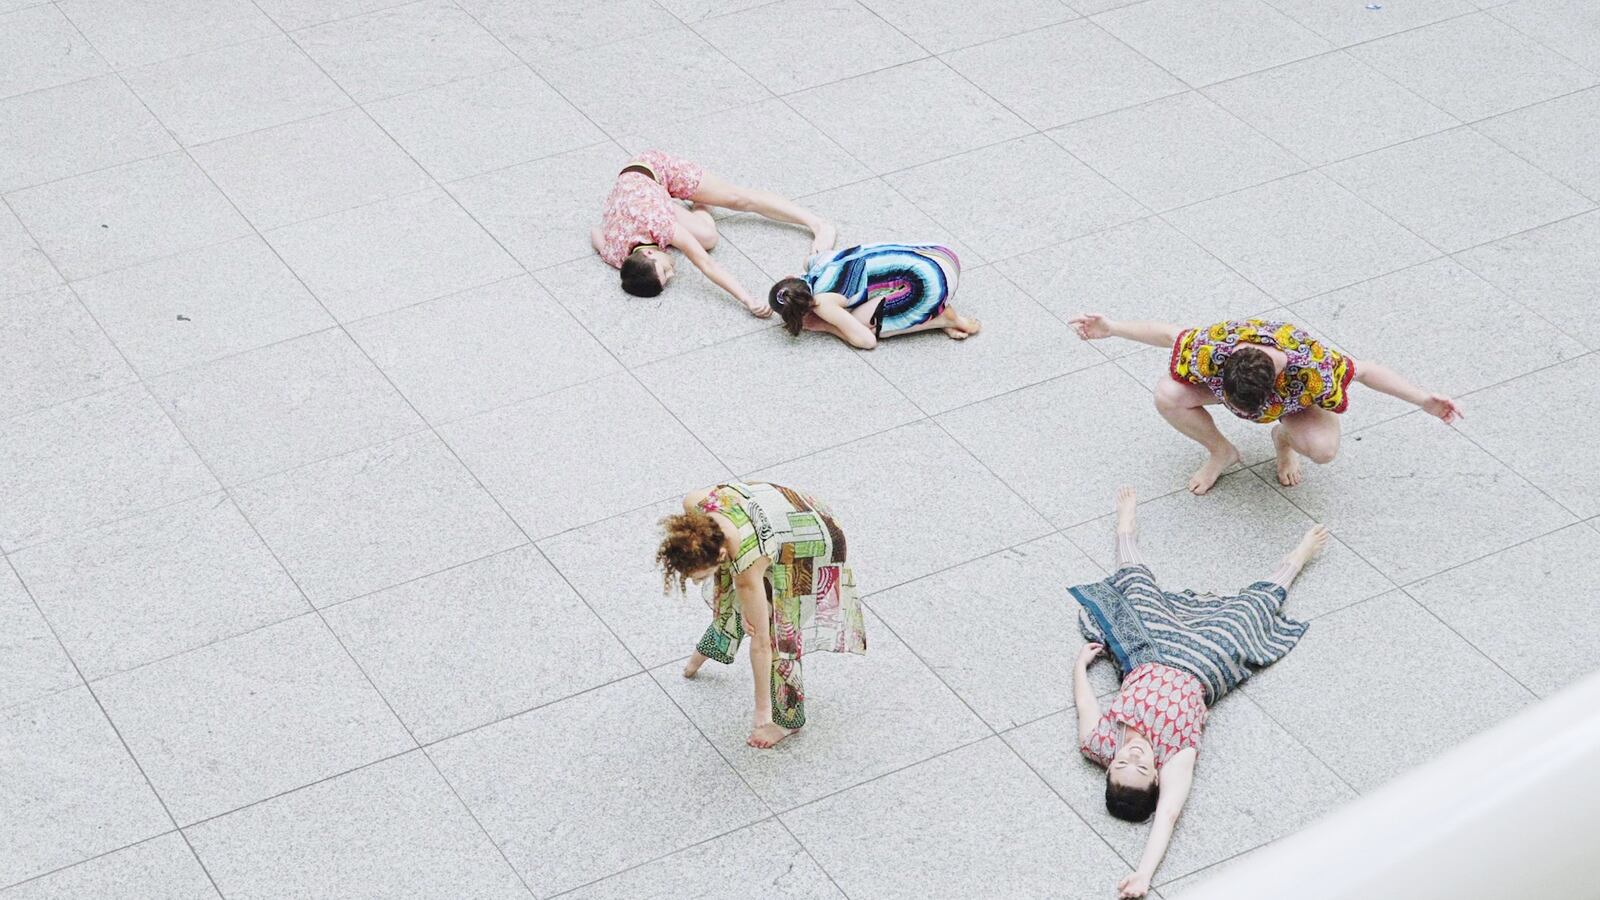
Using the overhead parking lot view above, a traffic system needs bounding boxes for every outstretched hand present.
[1422,393,1462,423]
[1118,871,1152,898]
[1068,312,1112,340]
[744,299,773,318]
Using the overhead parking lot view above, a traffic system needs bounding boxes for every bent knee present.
[1302,437,1340,464]
[1153,379,1189,413]
[699,226,720,251]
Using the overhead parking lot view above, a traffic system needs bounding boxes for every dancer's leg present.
[1271,406,1341,487]
[691,172,835,254]
[1153,378,1241,496]
[1266,524,1330,588]
[673,203,719,250]
[1114,486,1141,567]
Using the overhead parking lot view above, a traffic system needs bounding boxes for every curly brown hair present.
[1220,346,1277,417]
[656,511,724,593]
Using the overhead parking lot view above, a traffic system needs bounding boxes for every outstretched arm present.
[1069,313,1183,348]
[1073,643,1104,747]
[1120,747,1197,898]
[1354,360,1462,423]
[672,224,771,317]
[589,226,605,255]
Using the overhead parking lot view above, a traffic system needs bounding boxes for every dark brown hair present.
[1221,346,1276,417]
[656,512,723,593]
[769,277,815,337]
[621,249,665,297]
[1105,772,1160,823]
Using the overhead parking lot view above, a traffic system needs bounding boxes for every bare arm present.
[1068,313,1182,348]
[1073,643,1104,747]
[589,225,605,255]
[736,560,776,725]
[1353,360,1462,422]
[1121,747,1197,897]
[672,224,770,317]
[811,297,878,350]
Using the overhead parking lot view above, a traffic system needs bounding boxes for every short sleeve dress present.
[1170,318,1356,423]
[1081,663,1206,769]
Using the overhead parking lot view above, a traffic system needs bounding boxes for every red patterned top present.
[1081,663,1206,769]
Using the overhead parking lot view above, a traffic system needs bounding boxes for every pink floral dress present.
[596,149,703,267]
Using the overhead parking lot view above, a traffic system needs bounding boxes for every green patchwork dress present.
[693,482,867,728]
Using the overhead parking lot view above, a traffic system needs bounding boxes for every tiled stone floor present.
[3,0,1598,896]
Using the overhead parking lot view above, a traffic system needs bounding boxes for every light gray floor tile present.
[655,0,774,22]
[10,494,307,680]
[0,688,170,885]
[1267,0,1476,46]
[0,5,108,99]
[1450,355,1600,518]
[787,58,1032,174]
[295,0,519,103]
[656,610,991,809]
[868,534,1119,729]
[1475,88,1600,202]
[998,217,1273,352]
[862,0,1077,53]
[535,245,775,367]
[324,546,639,743]
[0,564,78,711]
[1063,475,1393,621]
[618,99,871,202]
[1244,591,1532,791]
[190,108,431,230]
[365,65,605,182]
[886,134,1146,261]
[233,431,524,606]
[717,178,980,280]
[57,0,277,68]
[944,21,1185,130]
[149,329,424,485]
[753,419,1054,590]
[441,373,728,539]
[938,363,1248,529]
[5,152,252,281]
[1051,91,1305,211]
[1163,171,1437,302]
[538,498,737,668]
[1406,524,1600,697]
[0,385,218,553]
[1095,0,1331,86]
[122,35,350,147]
[1007,694,1353,885]
[1,284,134,417]
[1455,210,1600,348]
[637,327,920,472]
[1295,257,1585,430]
[564,819,843,900]
[458,0,680,66]
[348,275,621,423]
[431,675,765,898]
[3,833,214,900]
[1323,127,1592,253]
[448,141,626,272]
[0,75,175,193]
[72,236,333,378]
[1204,51,1460,167]
[255,0,412,30]
[1251,414,1575,584]
[783,737,1129,900]
[1348,12,1596,121]
[187,752,527,898]
[532,27,768,136]
[95,614,413,824]
[1490,0,1600,71]
[0,201,59,299]
[855,267,1102,414]
[265,188,520,322]
[697,0,924,94]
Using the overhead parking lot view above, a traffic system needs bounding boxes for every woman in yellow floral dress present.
[657,482,866,749]
[1067,314,1463,493]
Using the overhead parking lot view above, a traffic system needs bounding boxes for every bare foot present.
[747,722,794,749]
[1286,524,1331,569]
[1272,424,1303,487]
[1188,445,1241,495]
[810,221,837,256]
[1115,486,1137,533]
[683,651,708,679]
[943,314,981,340]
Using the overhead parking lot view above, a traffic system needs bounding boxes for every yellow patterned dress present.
[1170,319,1356,423]
[694,482,867,729]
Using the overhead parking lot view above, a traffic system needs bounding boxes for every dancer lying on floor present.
[767,242,981,348]
[591,149,835,316]
[657,481,866,749]
[1071,488,1328,898]
[1067,314,1462,494]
